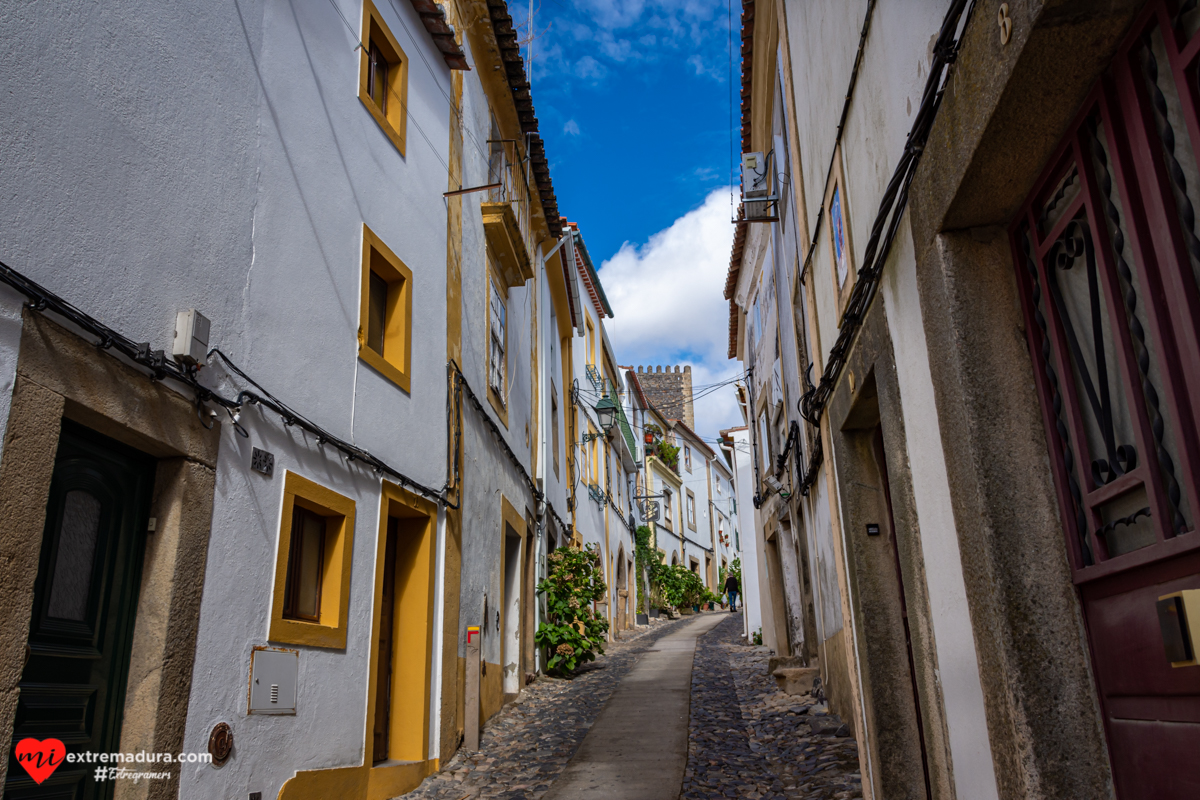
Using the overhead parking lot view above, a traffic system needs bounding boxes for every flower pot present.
[692,605,701,612]
[636,613,649,625]
[649,608,660,619]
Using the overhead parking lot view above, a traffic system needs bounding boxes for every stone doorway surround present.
[903,0,1150,796]
[0,310,219,799]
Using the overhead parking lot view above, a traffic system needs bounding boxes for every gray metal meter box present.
[173,309,210,366]
[742,152,768,198]
[248,647,298,714]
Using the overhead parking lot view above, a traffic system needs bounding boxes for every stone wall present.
[634,365,694,429]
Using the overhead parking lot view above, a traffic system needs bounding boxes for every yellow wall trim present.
[358,0,409,156]
[359,224,414,393]
[269,472,356,649]
[277,481,438,800]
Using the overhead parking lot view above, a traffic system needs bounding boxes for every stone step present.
[772,666,821,696]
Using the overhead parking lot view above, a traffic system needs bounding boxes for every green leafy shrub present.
[752,628,763,646]
[535,544,609,676]
[652,563,705,609]
[655,440,681,472]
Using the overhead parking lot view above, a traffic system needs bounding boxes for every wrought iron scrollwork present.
[1088,116,1188,532]
[1038,165,1079,232]
[1142,33,1200,273]
[1021,229,1093,564]
[1044,219,1140,490]
[1096,506,1152,538]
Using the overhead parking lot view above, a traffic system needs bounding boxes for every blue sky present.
[510,0,744,440]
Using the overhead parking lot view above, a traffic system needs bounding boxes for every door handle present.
[1157,590,1200,668]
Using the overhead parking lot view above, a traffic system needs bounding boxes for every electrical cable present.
[794,0,978,495]
[208,348,447,501]
[449,359,570,534]
[0,255,450,504]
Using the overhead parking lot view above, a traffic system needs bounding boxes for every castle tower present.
[635,365,694,429]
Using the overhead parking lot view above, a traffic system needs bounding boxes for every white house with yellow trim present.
[0,2,587,800]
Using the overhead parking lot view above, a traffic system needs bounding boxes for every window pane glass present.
[368,271,388,356]
[1142,26,1200,297]
[297,511,323,619]
[369,42,388,112]
[286,507,325,621]
[1090,117,1192,532]
[1045,215,1140,488]
[47,490,102,621]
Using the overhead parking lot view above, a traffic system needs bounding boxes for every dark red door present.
[1012,3,1200,796]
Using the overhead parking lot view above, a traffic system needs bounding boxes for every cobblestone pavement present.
[684,613,863,800]
[397,611,862,800]
[397,615,693,800]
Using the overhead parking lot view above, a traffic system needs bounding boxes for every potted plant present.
[644,423,663,445]
[655,440,681,474]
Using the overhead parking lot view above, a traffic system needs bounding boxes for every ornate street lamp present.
[582,393,619,443]
[594,393,618,433]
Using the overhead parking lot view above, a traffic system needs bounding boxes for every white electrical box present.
[742,152,769,198]
[173,309,211,366]
[248,648,298,714]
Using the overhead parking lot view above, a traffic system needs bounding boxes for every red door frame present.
[1010,2,1200,795]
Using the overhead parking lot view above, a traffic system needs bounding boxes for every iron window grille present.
[1011,0,1200,578]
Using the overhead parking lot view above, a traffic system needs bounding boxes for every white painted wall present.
[879,219,1000,800]
[727,429,763,640]
[0,0,456,796]
[782,0,1001,795]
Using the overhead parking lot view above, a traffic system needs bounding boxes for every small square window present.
[270,472,356,649]
[358,0,409,155]
[359,225,413,392]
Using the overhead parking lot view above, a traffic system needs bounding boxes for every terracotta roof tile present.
[409,0,470,70]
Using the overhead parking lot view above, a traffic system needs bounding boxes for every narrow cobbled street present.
[399,614,861,800]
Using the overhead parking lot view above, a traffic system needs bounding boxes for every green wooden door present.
[5,421,155,799]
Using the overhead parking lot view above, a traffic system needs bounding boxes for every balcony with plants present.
[642,423,680,475]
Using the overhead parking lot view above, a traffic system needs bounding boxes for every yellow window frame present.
[359,224,413,393]
[358,0,409,156]
[269,471,356,649]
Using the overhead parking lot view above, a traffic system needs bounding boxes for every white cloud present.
[563,119,581,135]
[514,0,724,85]
[599,188,743,439]
[686,54,724,81]
[575,55,607,80]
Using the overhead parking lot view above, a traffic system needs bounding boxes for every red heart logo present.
[14,738,65,784]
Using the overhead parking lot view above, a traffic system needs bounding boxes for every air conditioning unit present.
[742,152,769,198]
[741,152,778,222]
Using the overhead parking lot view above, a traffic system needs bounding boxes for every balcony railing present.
[487,139,535,258]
